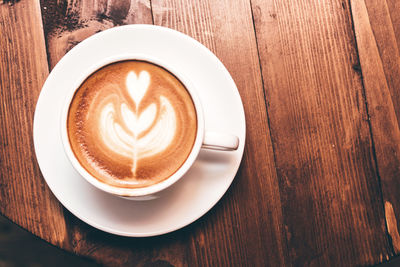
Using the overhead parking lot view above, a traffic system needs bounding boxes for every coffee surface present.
[67,61,197,188]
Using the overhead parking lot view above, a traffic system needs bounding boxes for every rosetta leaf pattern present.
[99,70,177,175]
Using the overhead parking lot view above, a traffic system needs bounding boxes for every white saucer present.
[33,25,246,237]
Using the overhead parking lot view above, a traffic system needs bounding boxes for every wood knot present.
[352,63,362,73]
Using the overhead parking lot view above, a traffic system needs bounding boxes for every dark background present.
[0,215,99,267]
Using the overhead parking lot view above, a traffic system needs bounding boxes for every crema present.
[67,61,197,188]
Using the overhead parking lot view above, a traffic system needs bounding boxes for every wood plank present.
[0,0,69,249]
[350,0,400,255]
[251,0,393,265]
[152,0,288,266]
[41,0,153,68]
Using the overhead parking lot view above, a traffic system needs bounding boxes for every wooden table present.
[1,0,399,266]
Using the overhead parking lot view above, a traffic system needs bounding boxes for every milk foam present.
[68,60,197,188]
[99,71,177,173]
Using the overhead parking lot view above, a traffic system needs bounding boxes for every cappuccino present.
[67,61,197,188]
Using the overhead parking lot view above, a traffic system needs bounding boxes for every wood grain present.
[0,0,69,249]
[350,0,400,256]
[1,0,399,266]
[251,0,393,265]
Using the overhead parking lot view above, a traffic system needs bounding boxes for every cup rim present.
[60,54,205,197]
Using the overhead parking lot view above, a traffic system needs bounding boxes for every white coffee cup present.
[60,54,239,199]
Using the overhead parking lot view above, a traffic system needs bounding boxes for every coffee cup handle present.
[202,131,239,151]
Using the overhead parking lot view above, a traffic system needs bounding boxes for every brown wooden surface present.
[350,0,400,255]
[252,0,392,265]
[1,0,400,266]
[0,0,70,249]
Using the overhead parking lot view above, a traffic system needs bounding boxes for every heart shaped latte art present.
[99,70,177,174]
[126,71,150,108]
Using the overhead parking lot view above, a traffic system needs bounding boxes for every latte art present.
[100,71,177,173]
[67,61,197,188]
